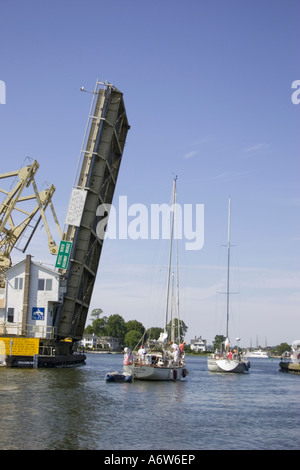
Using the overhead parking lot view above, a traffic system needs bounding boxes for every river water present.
[0,354,299,451]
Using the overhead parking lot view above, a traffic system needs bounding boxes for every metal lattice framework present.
[0,160,62,286]
[55,81,130,340]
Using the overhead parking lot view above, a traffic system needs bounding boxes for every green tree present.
[106,314,127,344]
[275,342,291,356]
[84,324,94,335]
[91,316,108,336]
[166,319,188,342]
[126,320,145,337]
[213,335,226,352]
[146,327,164,341]
[125,330,143,350]
[91,308,103,319]
[84,308,108,336]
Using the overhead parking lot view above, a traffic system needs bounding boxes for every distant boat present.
[244,349,269,359]
[123,178,188,381]
[207,198,250,374]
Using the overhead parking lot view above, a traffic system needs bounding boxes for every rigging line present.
[133,331,146,352]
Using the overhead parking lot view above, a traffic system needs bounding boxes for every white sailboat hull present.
[124,362,188,381]
[207,356,249,373]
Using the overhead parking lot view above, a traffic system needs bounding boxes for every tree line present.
[84,308,188,350]
[84,309,292,355]
[212,335,291,356]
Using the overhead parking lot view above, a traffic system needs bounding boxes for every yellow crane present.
[0,159,62,286]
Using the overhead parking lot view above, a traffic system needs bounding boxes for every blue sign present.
[32,307,45,320]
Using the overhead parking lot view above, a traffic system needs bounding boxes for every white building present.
[97,336,120,351]
[79,335,120,351]
[0,255,63,339]
[80,334,98,349]
[190,336,207,352]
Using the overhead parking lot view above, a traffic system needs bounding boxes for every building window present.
[14,277,23,290]
[38,278,53,291]
[7,307,14,322]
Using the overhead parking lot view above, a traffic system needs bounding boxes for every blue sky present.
[0,0,299,346]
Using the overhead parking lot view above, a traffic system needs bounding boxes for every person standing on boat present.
[138,345,146,363]
[179,341,186,356]
[123,347,133,365]
[169,341,180,365]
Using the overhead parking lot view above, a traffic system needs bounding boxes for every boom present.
[0,160,61,286]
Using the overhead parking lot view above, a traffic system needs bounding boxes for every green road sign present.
[55,241,72,269]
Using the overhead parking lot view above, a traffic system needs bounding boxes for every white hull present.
[207,356,249,373]
[124,363,188,381]
[244,350,269,359]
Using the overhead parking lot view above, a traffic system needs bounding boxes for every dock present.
[279,361,300,374]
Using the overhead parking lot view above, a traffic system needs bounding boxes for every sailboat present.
[123,177,188,381]
[207,198,250,374]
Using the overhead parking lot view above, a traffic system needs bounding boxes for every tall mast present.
[164,176,177,333]
[226,197,231,341]
[176,208,181,343]
[171,272,175,342]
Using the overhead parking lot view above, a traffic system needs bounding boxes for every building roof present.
[7,255,60,277]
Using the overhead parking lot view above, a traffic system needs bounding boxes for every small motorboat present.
[105,371,133,383]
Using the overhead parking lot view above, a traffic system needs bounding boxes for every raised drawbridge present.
[53,80,130,342]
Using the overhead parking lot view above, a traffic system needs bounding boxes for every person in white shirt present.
[169,341,180,365]
[138,345,146,363]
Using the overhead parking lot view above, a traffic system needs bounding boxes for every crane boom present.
[0,160,61,286]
